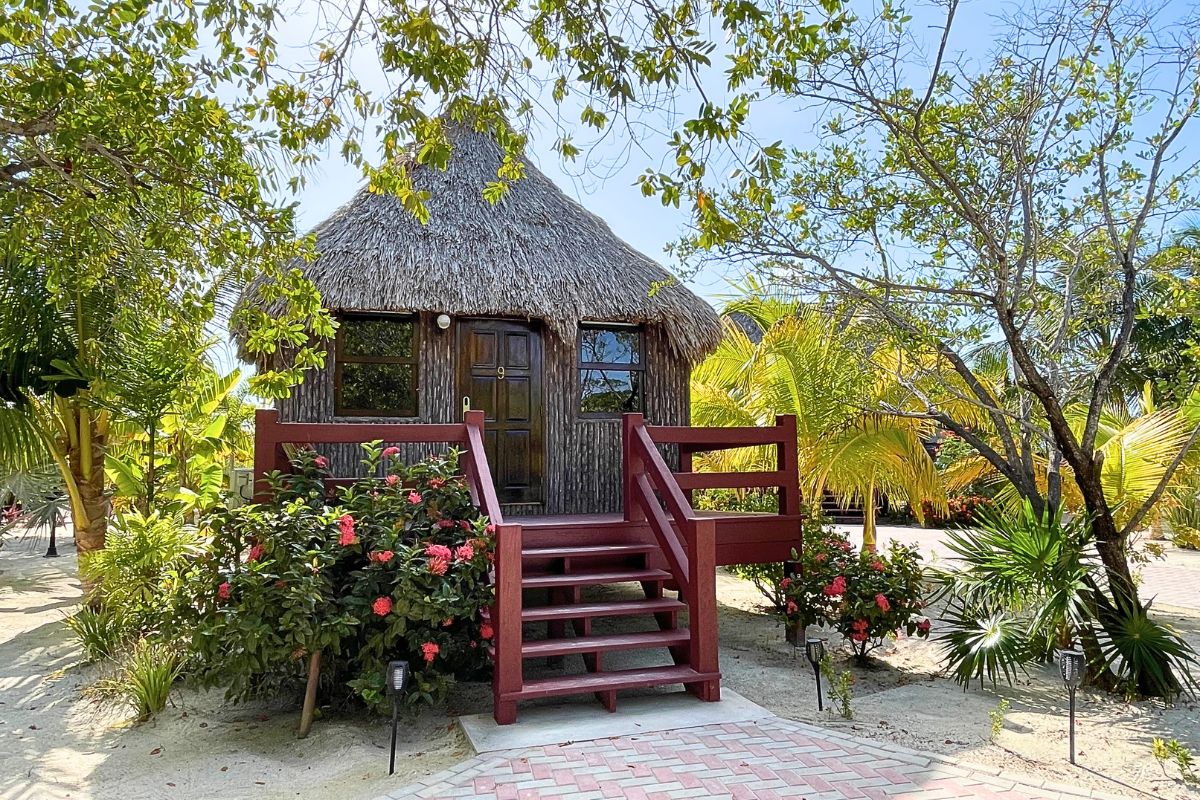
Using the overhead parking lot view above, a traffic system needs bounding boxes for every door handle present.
[497,366,505,380]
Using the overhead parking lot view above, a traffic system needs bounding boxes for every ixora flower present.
[217,582,232,601]
[871,559,886,572]
[484,523,496,534]
[480,623,494,640]
[875,594,891,612]
[780,577,792,590]
[428,557,449,576]
[246,543,265,563]
[338,516,357,546]
[849,618,869,642]
[314,455,329,469]
[915,617,932,635]
[437,519,455,529]
[385,474,399,487]
[454,544,475,562]
[372,596,393,617]
[382,446,401,458]
[368,550,395,564]
[429,477,446,489]
[822,575,847,597]
[424,543,452,560]
[786,599,798,615]
[421,642,440,663]
[407,491,422,504]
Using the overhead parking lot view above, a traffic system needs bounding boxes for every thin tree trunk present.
[71,411,109,597]
[863,480,877,552]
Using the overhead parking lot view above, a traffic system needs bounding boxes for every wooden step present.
[519,597,686,623]
[522,568,671,589]
[521,629,688,659]
[504,665,719,701]
[522,543,656,560]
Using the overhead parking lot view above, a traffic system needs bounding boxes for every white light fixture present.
[436,313,451,330]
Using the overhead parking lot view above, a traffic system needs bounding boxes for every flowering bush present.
[172,442,494,713]
[921,494,993,527]
[781,532,931,664]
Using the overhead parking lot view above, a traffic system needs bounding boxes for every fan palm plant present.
[691,292,945,547]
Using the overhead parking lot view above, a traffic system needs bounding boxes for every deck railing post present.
[776,414,801,516]
[492,522,523,725]
[622,413,646,522]
[253,409,281,504]
[685,517,720,701]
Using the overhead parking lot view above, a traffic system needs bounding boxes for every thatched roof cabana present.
[237,125,721,362]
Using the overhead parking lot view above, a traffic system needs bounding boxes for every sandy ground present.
[3,527,1199,800]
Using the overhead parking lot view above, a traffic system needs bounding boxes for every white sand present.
[3,532,1198,800]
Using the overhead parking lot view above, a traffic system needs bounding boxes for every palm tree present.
[691,292,945,548]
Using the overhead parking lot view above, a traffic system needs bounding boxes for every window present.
[578,324,643,415]
[335,314,418,417]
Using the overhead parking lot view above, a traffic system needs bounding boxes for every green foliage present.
[1173,527,1200,551]
[94,638,182,721]
[780,525,931,663]
[173,444,495,712]
[988,698,1010,741]
[65,606,126,663]
[935,502,1198,697]
[819,654,853,720]
[1166,490,1200,550]
[1152,738,1198,785]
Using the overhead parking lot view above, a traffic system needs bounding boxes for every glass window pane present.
[580,369,641,414]
[341,317,414,358]
[579,327,639,365]
[340,363,417,415]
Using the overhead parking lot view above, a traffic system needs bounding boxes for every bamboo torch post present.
[298,649,322,738]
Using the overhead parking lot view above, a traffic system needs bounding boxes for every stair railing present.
[622,414,720,699]
[461,410,524,725]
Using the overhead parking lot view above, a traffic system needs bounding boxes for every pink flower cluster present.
[246,543,265,562]
[822,575,847,597]
[850,618,869,642]
[421,642,440,663]
[382,446,400,458]
[875,594,890,612]
[368,550,394,564]
[373,596,393,616]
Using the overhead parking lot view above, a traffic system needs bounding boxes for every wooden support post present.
[297,649,321,738]
[622,413,646,522]
[253,409,281,504]
[685,518,720,701]
[492,522,523,725]
[776,414,801,516]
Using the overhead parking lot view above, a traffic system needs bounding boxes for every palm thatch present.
[235,126,721,362]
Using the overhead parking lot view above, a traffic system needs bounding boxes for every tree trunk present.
[862,481,877,552]
[71,417,109,596]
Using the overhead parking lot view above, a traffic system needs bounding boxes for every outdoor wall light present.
[804,636,826,712]
[1059,648,1085,765]
[436,313,452,330]
[386,660,410,775]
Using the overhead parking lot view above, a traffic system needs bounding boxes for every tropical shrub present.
[92,638,183,720]
[921,495,993,528]
[780,529,931,663]
[935,502,1198,697]
[173,443,495,713]
[66,606,126,662]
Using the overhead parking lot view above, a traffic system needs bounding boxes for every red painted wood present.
[621,413,645,522]
[686,517,720,701]
[519,597,685,623]
[252,409,281,503]
[522,543,656,559]
[464,410,505,524]
[522,568,670,589]
[672,470,790,491]
[648,425,787,447]
[633,473,691,600]
[777,414,802,516]
[506,665,720,701]
[491,522,523,725]
[521,629,688,658]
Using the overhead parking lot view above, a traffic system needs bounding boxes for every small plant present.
[1172,527,1200,551]
[95,638,182,720]
[987,698,1010,741]
[819,654,854,720]
[65,606,126,662]
[1153,738,1198,784]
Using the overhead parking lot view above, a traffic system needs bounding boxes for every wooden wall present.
[274,313,690,516]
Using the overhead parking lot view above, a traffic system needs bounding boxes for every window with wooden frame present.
[578,323,644,416]
[334,313,419,417]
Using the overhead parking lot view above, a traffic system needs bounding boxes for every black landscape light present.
[386,660,410,775]
[1059,648,1085,765]
[805,635,826,712]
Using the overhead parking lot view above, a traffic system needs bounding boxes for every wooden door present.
[457,319,544,505]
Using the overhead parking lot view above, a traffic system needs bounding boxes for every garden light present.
[804,636,826,712]
[386,660,410,775]
[1059,648,1084,765]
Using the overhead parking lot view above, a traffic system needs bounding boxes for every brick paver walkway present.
[380,716,1125,800]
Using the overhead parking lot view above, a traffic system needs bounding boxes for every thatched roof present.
[236,126,721,362]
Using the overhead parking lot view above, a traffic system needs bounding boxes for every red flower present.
[875,594,891,612]
[850,631,869,643]
[339,513,355,535]
[814,553,827,563]
[851,618,869,632]
[428,557,449,576]
[786,600,798,615]
[372,596,393,616]
[437,519,454,529]
[386,474,399,487]
[838,541,853,552]
[314,456,329,469]
[780,577,792,590]
[917,619,932,635]
[480,623,494,640]
[429,478,445,489]
[485,523,496,534]
[274,580,286,590]
[382,446,401,458]
[822,575,847,597]
[218,582,232,601]
[454,544,475,562]
[339,529,357,547]
[458,520,471,530]
[368,550,395,564]
[408,491,422,504]
[442,617,454,627]
[424,543,452,560]
[871,559,885,572]
[421,642,440,663]
[247,544,265,562]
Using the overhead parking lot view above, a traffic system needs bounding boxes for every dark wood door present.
[457,319,544,505]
